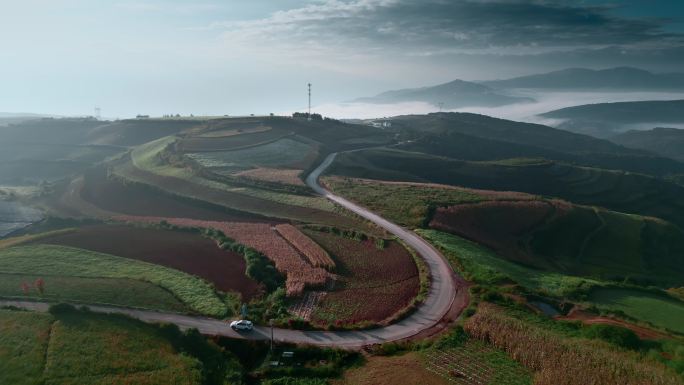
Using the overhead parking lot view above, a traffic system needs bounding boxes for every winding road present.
[2,152,462,348]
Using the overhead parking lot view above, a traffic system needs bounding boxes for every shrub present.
[48,303,77,315]
[581,324,641,350]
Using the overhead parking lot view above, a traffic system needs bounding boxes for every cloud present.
[214,0,683,57]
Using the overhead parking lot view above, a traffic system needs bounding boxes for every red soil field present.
[275,224,335,270]
[114,216,331,296]
[33,224,262,300]
[430,200,557,264]
[304,230,420,324]
[80,168,259,222]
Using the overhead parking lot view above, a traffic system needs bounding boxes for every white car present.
[230,319,254,331]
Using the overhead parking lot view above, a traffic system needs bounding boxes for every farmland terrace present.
[2,150,464,348]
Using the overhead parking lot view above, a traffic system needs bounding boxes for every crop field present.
[588,288,684,334]
[115,217,330,297]
[235,167,306,186]
[185,137,316,174]
[196,125,272,138]
[464,303,681,385]
[334,352,451,385]
[275,224,335,270]
[417,229,602,297]
[430,200,557,266]
[327,148,684,228]
[0,273,188,311]
[34,224,262,300]
[0,244,227,316]
[118,158,358,226]
[179,128,290,152]
[323,176,535,227]
[425,340,532,385]
[304,229,419,324]
[80,168,259,221]
[0,309,201,385]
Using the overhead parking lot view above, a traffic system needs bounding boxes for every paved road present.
[2,152,460,348]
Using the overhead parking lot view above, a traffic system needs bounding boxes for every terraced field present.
[328,148,684,227]
[303,229,420,325]
[33,224,262,300]
[0,244,227,316]
[185,137,317,174]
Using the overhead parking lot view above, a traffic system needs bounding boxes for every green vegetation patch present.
[589,288,684,334]
[418,229,601,297]
[186,137,315,173]
[0,245,226,317]
[0,273,188,312]
[0,309,54,385]
[324,176,498,227]
[0,309,203,385]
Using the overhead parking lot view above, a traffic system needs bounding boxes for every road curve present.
[1,152,460,348]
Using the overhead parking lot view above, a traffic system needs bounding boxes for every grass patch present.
[417,229,601,297]
[0,273,188,312]
[0,245,227,317]
[589,288,684,334]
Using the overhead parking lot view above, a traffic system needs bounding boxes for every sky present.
[1,0,683,118]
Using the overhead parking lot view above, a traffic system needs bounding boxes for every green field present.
[323,176,488,227]
[0,309,201,385]
[0,273,188,312]
[186,137,315,173]
[0,245,226,317]
[589,288,684,334]
[417,229,601,297]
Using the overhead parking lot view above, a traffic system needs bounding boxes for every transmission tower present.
[94,107,101,120]
[308,83,312,121]
[437,102,444,112]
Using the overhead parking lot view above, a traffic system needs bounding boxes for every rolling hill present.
[389,112,684,176]
[353,79,532,108]
[611,127,684,162]
[482,67,684,90]
[327,148,684,228]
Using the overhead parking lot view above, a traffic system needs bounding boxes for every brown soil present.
[80,168,260,222]
[304,230,421,324]
[557,308,669,340]
[332,352,449,385]
[33,224,262,300]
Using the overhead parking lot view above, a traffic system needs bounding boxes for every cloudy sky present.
[1,0,683,118]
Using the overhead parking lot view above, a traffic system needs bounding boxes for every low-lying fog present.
[314,91,684,129]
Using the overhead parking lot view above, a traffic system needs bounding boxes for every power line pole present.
[308,83,312,121]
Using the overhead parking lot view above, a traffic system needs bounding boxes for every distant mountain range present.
[353,67,684,109]
[352,79,533,108]
[481,67,684,90]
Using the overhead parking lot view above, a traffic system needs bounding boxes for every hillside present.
[327,148,684,228]
[541,100,684,125]
[482,67,684,90]
[324,177,684,288]
[353,79,532,108]
[612,127,684,162]
[389,113,684,176]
